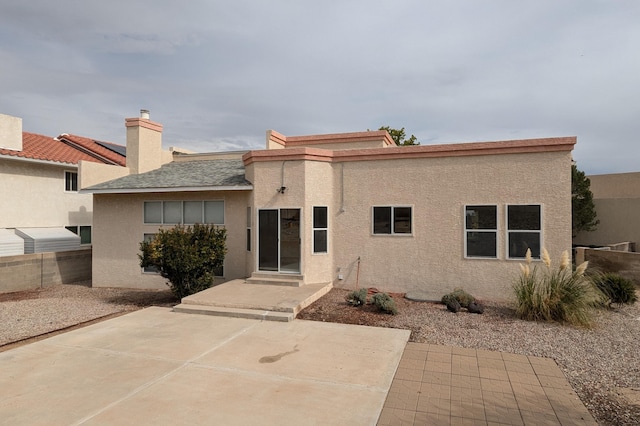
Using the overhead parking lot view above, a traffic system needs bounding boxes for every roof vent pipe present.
[140,109,150,119]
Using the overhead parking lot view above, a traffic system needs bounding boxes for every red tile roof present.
[58,134,126,166]
[0,132,126,166]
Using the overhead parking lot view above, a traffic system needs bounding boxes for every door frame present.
[256,208,302,274]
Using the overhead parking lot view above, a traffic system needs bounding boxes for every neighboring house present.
[573,172,640,249]
[0,113,126,245]
[85,113,576,300]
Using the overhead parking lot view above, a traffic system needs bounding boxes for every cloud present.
[1,1,639,174]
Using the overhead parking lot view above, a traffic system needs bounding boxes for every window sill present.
[464,256,499,260]
[371,233,414,237]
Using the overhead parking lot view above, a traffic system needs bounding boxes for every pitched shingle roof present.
[0,132,126,166]
[85,159,253,193]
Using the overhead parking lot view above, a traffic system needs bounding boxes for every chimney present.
[0,113,23,151]
[125,109,163,175]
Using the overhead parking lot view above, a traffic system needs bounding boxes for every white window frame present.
[143,200,225,225]
[246,206,252,252]
[506,204,543,260]
[372,205,413,236]
[65,225,92,245]
[64,170,78,192]
[312,206,328,254]
[464,205,498,259]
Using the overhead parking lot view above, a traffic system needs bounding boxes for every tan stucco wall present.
[574,172,640,247]
[588,172,640,198]
[247,150,573,300]
[92,191,251,289]
[0,159,92,228]
[78,161,131,189]
[248,160,335,283]
[330,151,572,300]
[125,118,164,175]
[0,113,22,151]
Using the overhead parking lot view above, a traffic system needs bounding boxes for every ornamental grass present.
[513,248,601,327]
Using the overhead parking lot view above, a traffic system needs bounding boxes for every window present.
[142,234,159,273]
[373,206,412,235]
[163,201,182,224]
[204,201,224,225]
[143,201,225,225]
[65,225,92,244]
[507,204,541,259]
[313,206,328,253]
[465,205,497,258]
[246,207,252,251]
[183,201,203,224]
[213,265,224,277]
[65,171,78,192]
[144,202,162,224]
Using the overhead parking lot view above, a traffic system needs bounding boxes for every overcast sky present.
[1,1,638,175]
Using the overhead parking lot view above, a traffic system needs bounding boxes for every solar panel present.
[95,140,126,156]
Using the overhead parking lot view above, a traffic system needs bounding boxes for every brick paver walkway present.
[378,342,597,426]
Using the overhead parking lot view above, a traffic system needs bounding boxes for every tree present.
[139,224,227,299]
[379,126,420,146]
[572,164,599,238]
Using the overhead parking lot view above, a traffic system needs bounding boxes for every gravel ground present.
[297,288,640,426]
[0,282,177,347]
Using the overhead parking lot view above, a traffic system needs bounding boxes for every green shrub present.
[346,288,368,306]
[371,292,398,315]
[513,248,600,327]
[139,224,227,299]
[450,288,475,308]
[592,272,638,307]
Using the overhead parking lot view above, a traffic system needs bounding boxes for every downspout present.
[277,160,287,193]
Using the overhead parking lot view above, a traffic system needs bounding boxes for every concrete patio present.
[0,307,409,425]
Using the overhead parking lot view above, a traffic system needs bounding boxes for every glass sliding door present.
[279,209,300,273]
[258,208,300,273]
[258,210,279,271]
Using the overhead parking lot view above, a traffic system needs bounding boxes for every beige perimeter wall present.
[0,248,92,293]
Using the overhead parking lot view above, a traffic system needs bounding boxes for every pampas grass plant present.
[513,248,601,327]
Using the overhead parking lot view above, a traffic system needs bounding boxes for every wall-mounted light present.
[277,186,287,194]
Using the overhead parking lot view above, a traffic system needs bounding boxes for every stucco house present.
[0,112,126,247]
[573,172,640,250]
[84,113,576,300]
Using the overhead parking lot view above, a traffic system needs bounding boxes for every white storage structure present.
[0,229,25,257]
[15,228,81,254]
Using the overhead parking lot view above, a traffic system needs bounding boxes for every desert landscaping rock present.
[404,290,437,302]
[467,300,485,314]
[0,282,176,347]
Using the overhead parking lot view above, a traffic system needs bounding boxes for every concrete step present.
[245,273,304,287]
[173,280,332,321]
[173,304,294,322]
